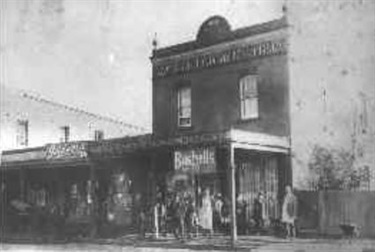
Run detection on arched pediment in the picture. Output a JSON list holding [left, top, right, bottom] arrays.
[[197, 16, 232, 46]]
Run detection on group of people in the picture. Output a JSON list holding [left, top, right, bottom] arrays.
[[247, 185, 298, 238], [137, 187, 230, 240], [1, 177, 298, 240], [144, 185, 298, 240]]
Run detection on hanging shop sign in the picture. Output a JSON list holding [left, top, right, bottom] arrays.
[[45, 142, 88, 160], [153, 38, 287, 78], [174, 147, 216, 174]]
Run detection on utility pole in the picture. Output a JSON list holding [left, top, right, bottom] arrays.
[[229, 144, 237, 246]]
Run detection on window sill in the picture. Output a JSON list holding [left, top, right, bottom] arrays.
[[177, 125, 194, 131], [237, 117, 259, 124]]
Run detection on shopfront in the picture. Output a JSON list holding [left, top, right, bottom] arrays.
[[172, 146, 220, 197], [157, 129, 291, 236], [0, 143, 96, 238], [0, 139, 152, 239], [235, 151, 284, 230], [1, 129, 291, 239]]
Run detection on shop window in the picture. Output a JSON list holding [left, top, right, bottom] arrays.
[[177, 85, 191, 127], [16, 119, 29, 147], [94, 130, 104, 141], [237, 156, 279, 221], [27, 184, 49, 208], [239, 75, 258, 120], [60, 125, 70, 143]]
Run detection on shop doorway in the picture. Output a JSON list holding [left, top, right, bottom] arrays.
[[166, 172, 222, 204]]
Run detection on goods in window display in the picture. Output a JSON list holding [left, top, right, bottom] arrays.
[[106, 171, 133, 226], [36, 187, 48, 207], [166, 172, 193, 194], [66, 182, 96, 223], [27, 184, 49, 208], [10, 199, 31, 212], [64, 181, 97, 239]]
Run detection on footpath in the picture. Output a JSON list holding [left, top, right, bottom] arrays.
[[1, 233, 375, 252], [110, 234, 375, 252]]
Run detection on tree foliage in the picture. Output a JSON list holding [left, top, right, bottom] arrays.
[[308, 145, 361, 190]]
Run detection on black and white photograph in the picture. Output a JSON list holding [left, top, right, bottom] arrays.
[[0, 0, 374, 251]]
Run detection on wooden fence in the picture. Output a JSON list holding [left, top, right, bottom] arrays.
[[297, 191, 375, 238]]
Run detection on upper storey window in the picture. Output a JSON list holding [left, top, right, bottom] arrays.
[[177, 85, 191, 127], [239, 75, 259, 120]]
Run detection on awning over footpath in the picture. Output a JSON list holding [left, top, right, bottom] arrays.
[[0, 130, 290, 169], [89, 132, 230, 159], [0, 141, 91, 169], [230, 129, 290, 154]]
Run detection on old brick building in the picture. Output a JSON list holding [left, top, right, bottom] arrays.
[[150, 16, 291, 228]]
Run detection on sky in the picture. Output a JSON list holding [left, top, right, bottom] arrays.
[[0, 0, 284, 129]]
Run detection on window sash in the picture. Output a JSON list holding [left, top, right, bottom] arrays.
[[177, 86, 191, 127], [240, 75, 258, 119], [241, 97, 259, 119], [179, 118, 191, 127]]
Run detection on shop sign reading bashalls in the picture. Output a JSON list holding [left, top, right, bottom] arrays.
[[174, 147, 216, 173]]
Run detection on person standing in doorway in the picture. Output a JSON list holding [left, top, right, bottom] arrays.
[[282, 185, 298, 239], [199, 188, 213, 237], [175, 193, 188, 241], [213, 193, 223, 233], [134, 193, 146, 238], [253, 192, 267, 233]]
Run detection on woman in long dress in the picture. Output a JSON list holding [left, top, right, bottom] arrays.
[[282, 185, 297, 238], [199, 188, 213, 236]]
